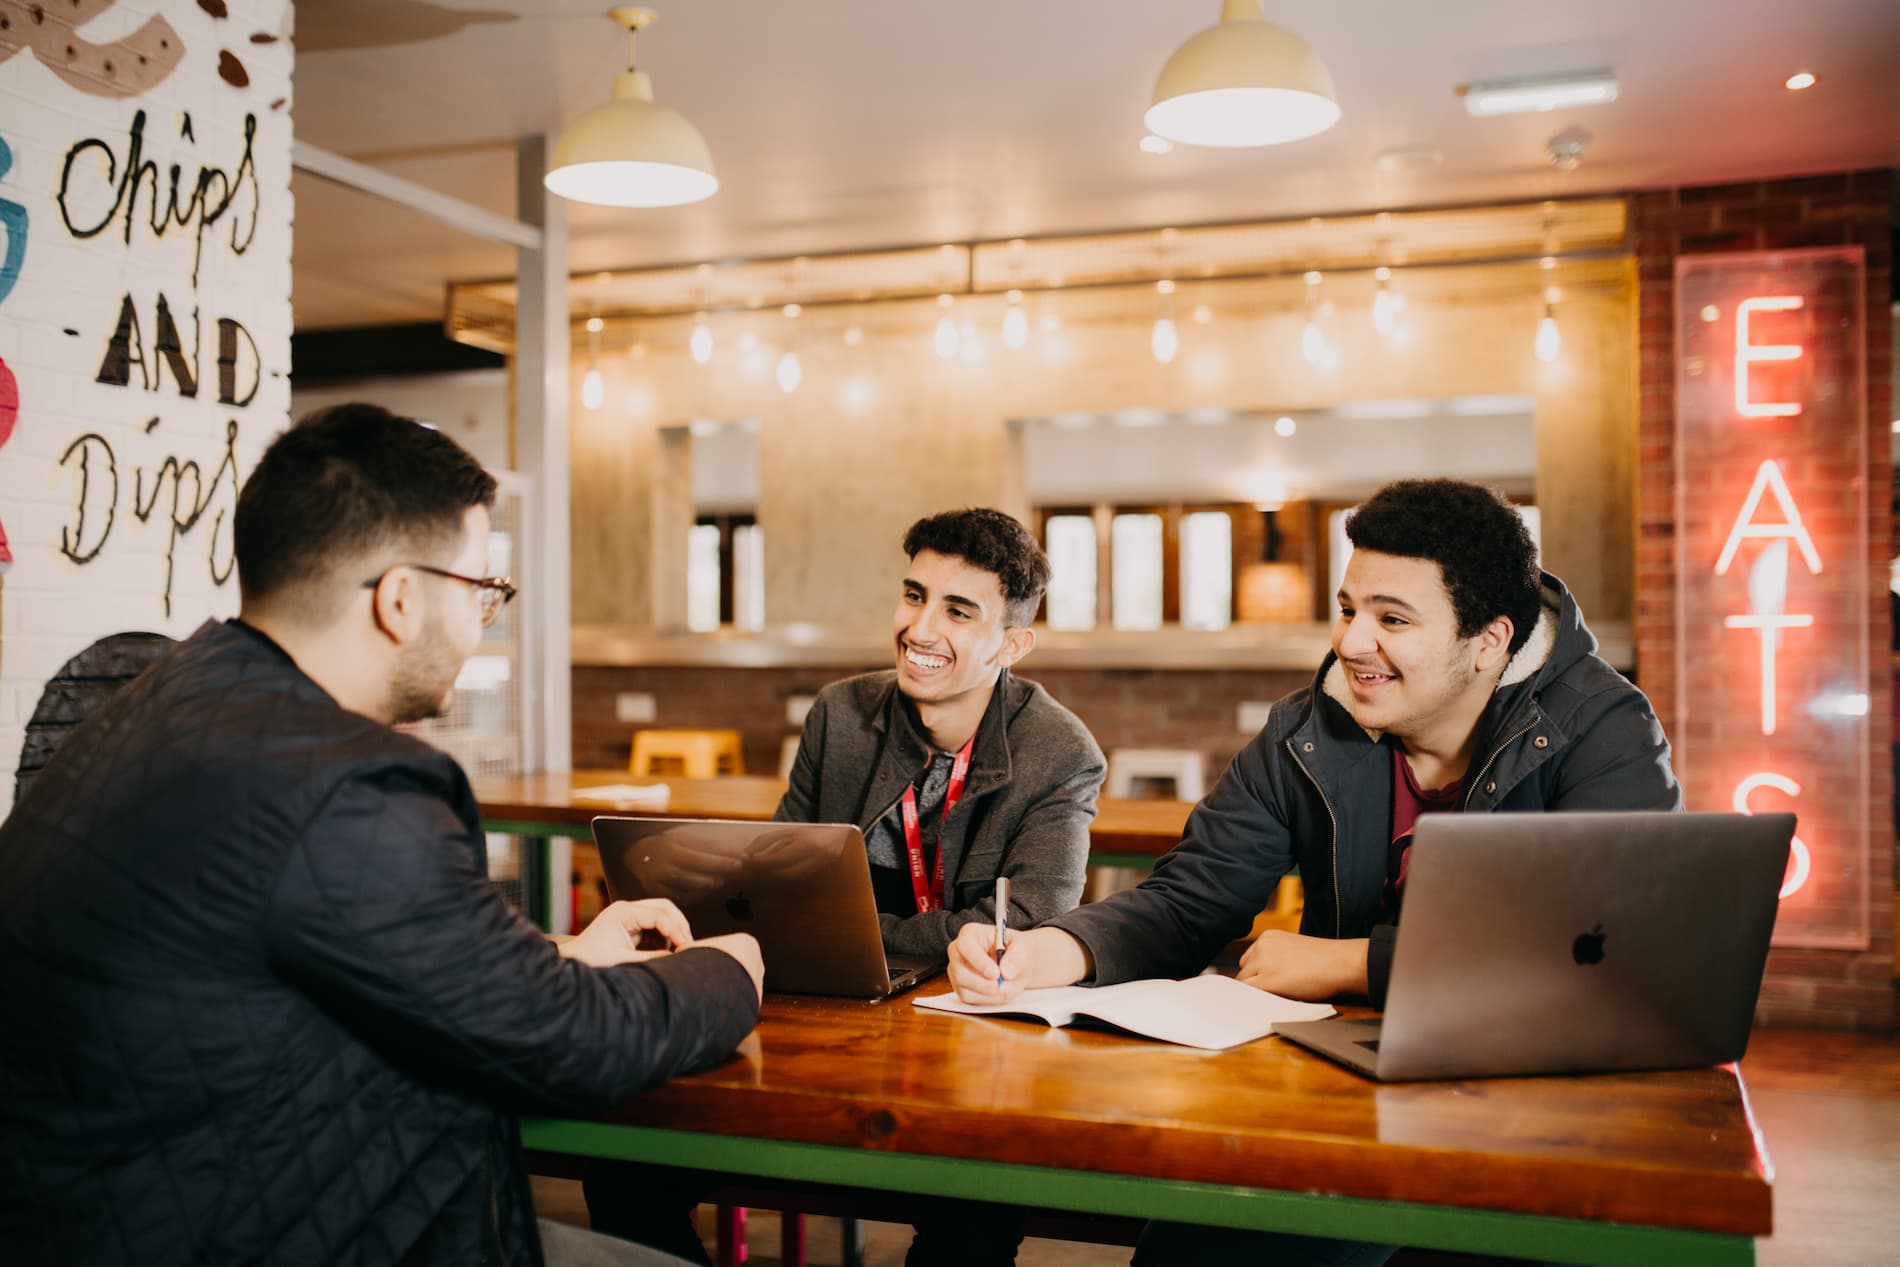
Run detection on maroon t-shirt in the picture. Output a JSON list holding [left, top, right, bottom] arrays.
[[1383, 744, 1462, 920]]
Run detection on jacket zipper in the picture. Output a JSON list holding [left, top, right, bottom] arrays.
[[1286, 740, 1342, 936], [1460, 715, 1540, 811]]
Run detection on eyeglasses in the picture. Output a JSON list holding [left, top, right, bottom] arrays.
[[362, 564, 518, 627]]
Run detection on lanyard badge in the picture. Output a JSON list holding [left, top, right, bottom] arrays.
[[900, 735, 975, 914]]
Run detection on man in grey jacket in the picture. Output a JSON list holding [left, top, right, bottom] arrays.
[[776, 507, 1107, 959], [589, 507, 1105, 1265], [946, 479, 1680, 1267]]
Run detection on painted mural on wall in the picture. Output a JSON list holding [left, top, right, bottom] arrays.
[[0, 0, 293, 791]]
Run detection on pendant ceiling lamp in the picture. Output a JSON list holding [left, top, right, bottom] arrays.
[[545, 7, 718, 208], [1145, 0, 1340, 148]]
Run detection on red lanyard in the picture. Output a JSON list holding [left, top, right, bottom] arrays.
[[900, 735, 975, 914]]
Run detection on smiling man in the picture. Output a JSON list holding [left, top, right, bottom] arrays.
[[587, 507, 1104, 1267], [941, 479, 1682, 1265], [774, 506, 1106, 961]]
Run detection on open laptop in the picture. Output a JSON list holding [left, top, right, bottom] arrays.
[[592, 816, 944, 998], [1274, 811, 1793, 1081]]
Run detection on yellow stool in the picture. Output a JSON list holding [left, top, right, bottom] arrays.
[[628, 729, 746, 778], [1249, 875, 1305, 936]]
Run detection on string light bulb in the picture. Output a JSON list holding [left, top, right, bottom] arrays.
[[1152, 315, 1179, 364], [1001, 290, 1030, 350], [959, 319, 985, 366], [1535, 302, 1561, 363], [689, 312, 713, 364], [582, 315, 605, 410], [933, 293, 960, 359], [777, 302, 802, 392], [1299, 270, 1336, 368], [1371, 266, 1405, 335], [738, 330, 767, 377], [1151, 278, 1179, 364], [775, 350, 802, 393]]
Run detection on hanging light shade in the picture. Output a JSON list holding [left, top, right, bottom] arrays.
[[545, 8, 718, 208], [1145, 0, 1340, 148]]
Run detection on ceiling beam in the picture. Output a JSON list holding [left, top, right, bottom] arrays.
[[292, 140, 544, 251]]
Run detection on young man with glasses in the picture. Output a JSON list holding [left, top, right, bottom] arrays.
[[0, 403, 763, 1267]]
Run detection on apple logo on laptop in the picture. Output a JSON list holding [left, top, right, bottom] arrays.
[[1572, 923, 1606, 965], [725, 892, 754, 922]]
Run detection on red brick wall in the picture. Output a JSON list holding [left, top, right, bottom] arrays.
[[1633, 169, 1896, 1031], [573, 663, 1311, 790]]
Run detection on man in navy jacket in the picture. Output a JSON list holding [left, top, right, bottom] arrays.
[[0, 404, 764, 1267], [947, 478, 1680, 1267]]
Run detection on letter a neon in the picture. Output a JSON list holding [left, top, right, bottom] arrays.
[[1714, 459, 1822, 576]]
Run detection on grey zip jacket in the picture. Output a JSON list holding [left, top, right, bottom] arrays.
[[1046, 573, 1681, 1007], [776, 668, 1106, 958]]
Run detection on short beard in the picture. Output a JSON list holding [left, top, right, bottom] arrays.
[[386, 617, 463, 725]]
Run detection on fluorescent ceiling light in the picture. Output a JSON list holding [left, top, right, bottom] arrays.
[[1463, 69, 1618, 117]]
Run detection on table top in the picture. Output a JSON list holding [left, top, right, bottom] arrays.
[[588, 991, 1772, 1237], [473, 771, 1194, 857]]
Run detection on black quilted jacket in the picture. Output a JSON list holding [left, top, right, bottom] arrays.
[[0, 620, 760, 1266]]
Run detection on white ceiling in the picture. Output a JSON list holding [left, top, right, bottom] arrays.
[[289, 0, 1900, 330]]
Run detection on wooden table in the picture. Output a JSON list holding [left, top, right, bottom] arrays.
[[523, 993, 1772, 1266], [476, 771, 1193, 926]]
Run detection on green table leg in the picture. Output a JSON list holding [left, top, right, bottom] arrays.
[[483, 819, 592, 930]]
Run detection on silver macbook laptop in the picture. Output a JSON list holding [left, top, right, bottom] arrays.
[[592, 816, 944, 999], [1275, 811, 1793, 1081]]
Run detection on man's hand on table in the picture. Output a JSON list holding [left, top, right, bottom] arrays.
[[946, 924, 1091, 1006], [554, 898, 693, 967], [1237, 931, 1368, 1000], [553, 899, 765, 1001]]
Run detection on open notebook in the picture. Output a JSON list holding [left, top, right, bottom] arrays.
[[913, 975, 1335, 1051]]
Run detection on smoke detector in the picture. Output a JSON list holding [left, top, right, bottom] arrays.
[[1545, 126, 1592, 172]]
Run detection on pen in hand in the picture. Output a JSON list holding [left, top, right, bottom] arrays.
[[993, 876, 1009, 987]]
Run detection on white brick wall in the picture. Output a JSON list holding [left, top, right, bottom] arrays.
[[0, 1, 295, 811]]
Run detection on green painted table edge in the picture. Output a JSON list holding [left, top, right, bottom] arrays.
[[519, 1118, 1753, 1267], [486, 818, 595, 841]]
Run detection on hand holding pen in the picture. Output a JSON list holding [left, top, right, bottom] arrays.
[[993, 876, 1009, 986]]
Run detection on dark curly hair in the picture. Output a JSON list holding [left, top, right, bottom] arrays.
[[1344, 479, 1542, 656], [902, 508, 1051, 627]]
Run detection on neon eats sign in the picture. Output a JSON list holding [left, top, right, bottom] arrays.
[[1717, 296, 1816, 899]]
